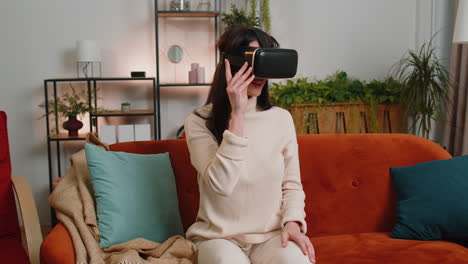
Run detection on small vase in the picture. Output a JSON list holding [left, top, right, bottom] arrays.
[[63, 115, 83, 137], [121, 104, 131, 112], [170, 0, 190, 11], [197, 0, 211, 11]]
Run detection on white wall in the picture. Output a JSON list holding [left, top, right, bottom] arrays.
[[0, 0, 212, 225], [0, 0, 455, 225], [271, 0, 455, 80], [270, 0, 456, 141]]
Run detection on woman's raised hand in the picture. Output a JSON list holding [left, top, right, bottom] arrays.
[[225, 59, 255, 115]]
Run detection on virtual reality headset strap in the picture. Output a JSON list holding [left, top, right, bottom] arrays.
[[251, 28, 269, 48], [221, 27, 268, 65]]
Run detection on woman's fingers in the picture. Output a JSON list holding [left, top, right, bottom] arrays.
[[283, 232, 316, 263], [228, 72, 252, 96], [298, 238, 308, 256], [240, 74, 255, 90], [230, 61, 249, 85], [231, 66, 253, 89], [306, 240, 316, 263], [225, 59, 232, 83], [281, 231, 289, 247]]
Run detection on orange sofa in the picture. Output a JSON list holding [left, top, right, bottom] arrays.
[[40, 134, 468, 264]]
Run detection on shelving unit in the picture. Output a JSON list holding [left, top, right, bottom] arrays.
[[43, 77, 159, 224], [157, 11, 219, 17], [91, 109, 155, 117], [48, 133, 92, 141], [159, 83, 211, 87], [154, 0, 221, 90], [88, 77, 160, 137], [44, 0, 222, 225]]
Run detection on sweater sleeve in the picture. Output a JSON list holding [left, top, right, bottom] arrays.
[[280, 112, 307, 234], [184, 114, 248, 196]]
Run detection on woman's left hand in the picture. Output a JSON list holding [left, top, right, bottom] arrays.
[[281, 221, 316, 263]]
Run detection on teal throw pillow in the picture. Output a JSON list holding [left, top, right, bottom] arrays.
[[390, 155, 468, 241], [84, 143, 184, 248]]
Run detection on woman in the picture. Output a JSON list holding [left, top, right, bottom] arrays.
[[183, 25, 315, 264]]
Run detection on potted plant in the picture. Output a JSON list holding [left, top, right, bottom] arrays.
[[392, 40, 452, 139], [222, 4, 259, 29], [121, 102, 131, 112], [39, 86, 90, 136], [269, 71, 406, 134], [221, 0, 271, 32]]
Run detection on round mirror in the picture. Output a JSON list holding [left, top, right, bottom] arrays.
[[168, 45, 184, 64]]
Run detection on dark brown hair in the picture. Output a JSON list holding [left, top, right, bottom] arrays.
[[192, 25, 279, 144]]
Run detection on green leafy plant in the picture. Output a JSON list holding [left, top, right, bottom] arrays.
[[222, 0, 271, 32], [269, 71, 402, 109], [391, 40, 452, 138], [39, 85, 90, 118], [245, 0, 271, 32], [222, 4, 260, 28], [365, 77, 402, 104], [247, 0, 257, 23], [261, 0, 271, 32]]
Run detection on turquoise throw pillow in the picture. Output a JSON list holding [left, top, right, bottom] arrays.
[[390, 155, 468, 241], [84, 143, 184, 248]]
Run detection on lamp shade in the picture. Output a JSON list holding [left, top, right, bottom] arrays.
[[76, 40, 100, 62], [453, 0, 468, 43]]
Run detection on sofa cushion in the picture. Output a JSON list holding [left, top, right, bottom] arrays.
[[40, 223, 74, 264], [109, 140, 200, 232], [43, 226, 468, 264], [85, 143, 185, 248], [311, 232, 468, 264], [298, 134, 451, 237], [0, 235, 30, 264], [390, 155, 468, 241], [109, 134, 452, 237]]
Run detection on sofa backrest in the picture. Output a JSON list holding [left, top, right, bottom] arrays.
[[296, 133, 450, 236], [0, 111, 21, 239], [110, 133, 451, 237]]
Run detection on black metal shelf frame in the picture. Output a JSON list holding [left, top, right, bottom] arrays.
[[90, 112, 156, 117], [156, 10, 219, 13], [44, 77, 160, 225], [159, 83, 211, 87], [154, 0, 221, 94]]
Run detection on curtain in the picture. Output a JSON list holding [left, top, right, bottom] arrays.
[[442, 44, 468, 156]]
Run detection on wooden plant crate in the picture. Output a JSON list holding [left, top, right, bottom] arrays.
[[289, 103, 407, 135]]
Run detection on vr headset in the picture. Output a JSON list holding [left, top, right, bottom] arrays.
[[223, 28, 298, 79]]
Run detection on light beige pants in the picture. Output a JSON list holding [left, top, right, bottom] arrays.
[[195, 232, 311, 264]]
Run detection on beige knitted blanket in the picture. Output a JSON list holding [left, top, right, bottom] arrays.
[[49, 133, 198, 264]]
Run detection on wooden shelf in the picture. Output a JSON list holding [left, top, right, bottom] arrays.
[[157, 11, 219, 17], [91, 109, 155, 117], [160, 83, 211, 87], [48, 132, 94, 141], [45, 77, 156, 82]]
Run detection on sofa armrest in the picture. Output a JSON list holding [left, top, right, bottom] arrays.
[[11, 175, 42, 264], [40, 223, 75, 264]]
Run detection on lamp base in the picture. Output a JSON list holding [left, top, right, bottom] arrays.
[[77, 61, 102, 78]]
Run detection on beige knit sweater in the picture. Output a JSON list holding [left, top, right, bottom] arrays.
[[184, 95, 307, 248]]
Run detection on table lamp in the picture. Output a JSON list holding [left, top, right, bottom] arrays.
[[454, 0, 468, 43], [76, 40, 102, 78]]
